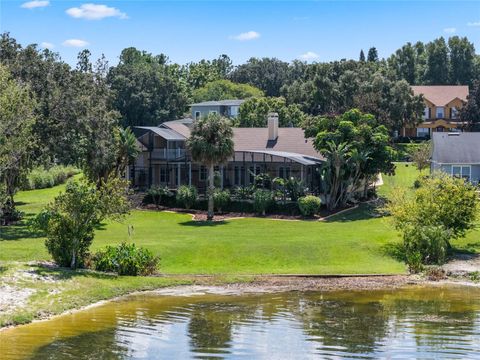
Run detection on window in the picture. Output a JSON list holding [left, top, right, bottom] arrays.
[[436, 107, 445, 118], [195, 111, 201, 120], [452, 165, 471, 181], [230, 106, 239, 117], [249, 166, 260, 184], [423, 107, 429, 119], [278, 166, 291, 179], [199, 166, 207, 181], [416, 128, 429, 138], [451, 107, 458, 119], [234, 166, 244, 185], [160, 167, 168, 183], [209, 110, 218, 115]]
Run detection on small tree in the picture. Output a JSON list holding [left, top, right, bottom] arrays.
[[386, 174, 478, 267], [410, 141, 431, 173], [187, 114, 234, 220], [34, 177, 130, 269]]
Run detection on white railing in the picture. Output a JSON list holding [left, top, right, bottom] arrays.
[[151, 148, 186, 160]]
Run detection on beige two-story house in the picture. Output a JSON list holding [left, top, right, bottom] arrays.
[[403, 85, 469, 138]]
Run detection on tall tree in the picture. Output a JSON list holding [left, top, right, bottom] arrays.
[[390, 43, 416, 84], [192, 79, 263, 102], [460, 80, 480, 131], [367, 47, 379, 62], [187, 114, 234, 220], [0, 65, 36, 223], [359, 50, 366, 62], [230, 57, 290, 97], [448, 36, 475, 85], [424, 37, 449, 84], [107, 47, 189, 127]]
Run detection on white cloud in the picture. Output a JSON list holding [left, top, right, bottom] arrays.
[[299, 51, 319, 61], [467, 21, 480, 27], [231, 31, 260, 41], [40, 42, 54, 49], [66, 3, 127, 20], [21, 0, 49, 9], [62, 39, 89, 48], [444, 27, 456, 34]]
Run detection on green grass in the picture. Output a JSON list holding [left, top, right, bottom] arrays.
[[1, 185, 405, 275], [378, 162, 421, 199]]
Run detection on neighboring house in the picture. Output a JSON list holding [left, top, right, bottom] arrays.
[[431, 132, 480, 184], [190, 100, 245, 120], [129, 113, 325, 192], [403, 85, 468, 138]]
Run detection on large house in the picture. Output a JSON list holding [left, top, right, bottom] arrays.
[[403, 85, 469, 138], [431, 132, 480, 184], [129, 112, 325, 192]]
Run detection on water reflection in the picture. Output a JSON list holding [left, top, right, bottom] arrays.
[[2, 285, 480, 359]]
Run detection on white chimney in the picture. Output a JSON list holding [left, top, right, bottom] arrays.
[[268, 112, 279, 141]]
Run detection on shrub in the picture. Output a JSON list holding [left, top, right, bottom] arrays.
[[213, 190, 231, 212], [285, 177, 306, 201], [93, 242, 160, 276], [232, 185, 254, 200], [298, 195, 321, 217], [253, 189, 273, 215], [145, 186, 173, 207], [24, 165, 79, 190], [176, 185, 197, 209], [33, 179, 130, 269], [403, 225, 450, 266]]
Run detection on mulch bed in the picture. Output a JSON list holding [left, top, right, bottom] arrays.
[[139, 203, 357, 221]]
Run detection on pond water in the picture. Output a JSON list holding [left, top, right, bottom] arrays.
[[2, 285, 480, 359]]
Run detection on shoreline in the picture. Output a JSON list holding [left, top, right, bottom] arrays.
[[3, 273, 479, 333]]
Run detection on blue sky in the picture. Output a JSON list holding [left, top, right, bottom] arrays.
[[1, 1, 480, 66]]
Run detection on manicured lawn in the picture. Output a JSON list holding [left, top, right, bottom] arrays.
[[378, 162, 420, 199], [1, 177, 406, 275]]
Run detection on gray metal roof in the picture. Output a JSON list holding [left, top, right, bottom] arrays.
[[135, 126, 186, 141], [190, 99, 245, 107], [432, 132, 480, 164], [244, 150, 324, 166]]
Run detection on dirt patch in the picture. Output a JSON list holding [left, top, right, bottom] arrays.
[[151, 275, 417, 296], [0, 285, 35, 313], [442, 253, 480, 276]]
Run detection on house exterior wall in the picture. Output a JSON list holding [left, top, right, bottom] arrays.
[[191, 105, 222, 120], [431, 163, 480, 183]]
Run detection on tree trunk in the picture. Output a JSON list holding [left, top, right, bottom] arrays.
[[70, 246, 77, 269], [207, 164, 215, 221]]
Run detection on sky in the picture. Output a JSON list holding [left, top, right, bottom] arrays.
[[1, 0, 480, 67]]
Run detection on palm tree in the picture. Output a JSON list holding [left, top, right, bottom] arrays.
[[187, 114, 234, 220], [115, 127, 140, 176]]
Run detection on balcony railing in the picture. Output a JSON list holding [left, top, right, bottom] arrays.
[[150, 148, 186, 160]]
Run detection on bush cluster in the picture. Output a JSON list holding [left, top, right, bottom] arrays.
[[176, 185, 197, 209], [145, 186, 173, 207], [24, 166, 79, 190], [298, 195, 321, 217], [93, 242, 160, 276], [253, 189, 274, 215], [213, 190, 231, 212]]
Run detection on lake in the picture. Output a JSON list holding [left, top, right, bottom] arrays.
[[2, 285, 480, 359]]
